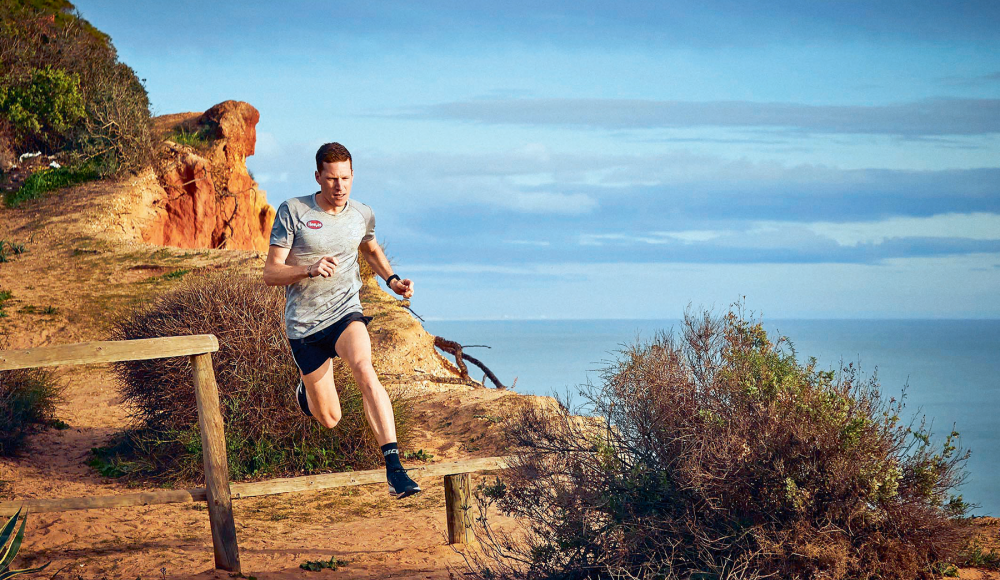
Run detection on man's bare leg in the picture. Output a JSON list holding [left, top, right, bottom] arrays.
[[335, 321, 396, 445], [301, 359, 343, 429], [335, 320, 420, 498]]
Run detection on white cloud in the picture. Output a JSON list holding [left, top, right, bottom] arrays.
[[577, 213, 1000, 251], [254, 131, 282, 157], [505, 239, 551, 246], [580, 230, 733, 246], [801, 212, 1000, 246], [653, 230, 730, 244], [406, 264, 536, 275], [508, 192, 597, 214], [254, 172, 289, 185]]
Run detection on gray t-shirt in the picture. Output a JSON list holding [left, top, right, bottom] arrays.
[[269, 193, 376, 339]]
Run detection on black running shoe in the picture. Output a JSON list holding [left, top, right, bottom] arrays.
[[295, 379, 312, 417], [387, 468, 421, 499]]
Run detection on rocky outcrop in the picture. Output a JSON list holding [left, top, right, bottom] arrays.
[[143, 101, 275, 252]]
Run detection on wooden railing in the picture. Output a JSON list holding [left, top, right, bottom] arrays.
[[0, 336, 507, 574]]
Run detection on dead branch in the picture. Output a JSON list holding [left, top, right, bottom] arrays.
[[434, 336, 507, 389]]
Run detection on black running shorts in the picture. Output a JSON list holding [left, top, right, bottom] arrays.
[[288, 312, 372, 375]]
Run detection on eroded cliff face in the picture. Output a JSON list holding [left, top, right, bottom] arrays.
[[143, 101, 275, 252]]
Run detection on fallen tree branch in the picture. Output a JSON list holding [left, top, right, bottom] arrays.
[[434, 336, 507, 389]]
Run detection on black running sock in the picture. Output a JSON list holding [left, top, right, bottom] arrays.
[[381, 442, 404, 471]]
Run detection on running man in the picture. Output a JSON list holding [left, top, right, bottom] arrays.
[[263, 142, 421, 498]]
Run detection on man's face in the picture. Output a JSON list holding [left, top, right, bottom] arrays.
[[315, 160, 353, 206]]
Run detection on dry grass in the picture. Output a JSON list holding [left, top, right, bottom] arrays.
[[0, 336, 61, 456]]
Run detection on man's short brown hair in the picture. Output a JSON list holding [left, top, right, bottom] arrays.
[[315, 142, 352, 171]]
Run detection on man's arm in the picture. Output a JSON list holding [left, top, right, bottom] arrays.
[[263, 245, 339, 286], [359, 239, 414, 298]]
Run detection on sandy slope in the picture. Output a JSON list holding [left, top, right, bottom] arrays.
[[0, 176, 530, 579]]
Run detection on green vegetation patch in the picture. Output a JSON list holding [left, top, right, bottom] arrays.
[[0, 289, 13, 318], [0, 65, 86, 151], [3, 161, 100, 208], [160, 268, 191, 281], [167, 124, 215, 149], [300, 556, 348, 572]]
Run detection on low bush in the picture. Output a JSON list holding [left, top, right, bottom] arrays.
[[98, 269, 410, 483], [0, 338, 61, 456], [467, 308, 971, 580]]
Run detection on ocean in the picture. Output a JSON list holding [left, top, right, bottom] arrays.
[[422, 319, 1000, 516]]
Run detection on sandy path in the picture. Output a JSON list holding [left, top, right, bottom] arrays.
[[3, 363, 514, 579]]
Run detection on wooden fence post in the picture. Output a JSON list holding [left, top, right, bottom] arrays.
[[444, 473, 473, 544], [191, 352, 241, 573]]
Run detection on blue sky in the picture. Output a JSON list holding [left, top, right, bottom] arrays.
[[74, 1, 1000, 319]]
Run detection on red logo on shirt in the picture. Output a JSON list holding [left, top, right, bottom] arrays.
[[306, 220, 323, 230]]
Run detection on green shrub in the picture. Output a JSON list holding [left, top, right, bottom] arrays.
[[0, 338, 61, 456], [0, 1, 154, 176], [0, 65, 86, 152], [3, 160, 99, 207], [467, 308, 971, 580], [99, 269, 410, 483]]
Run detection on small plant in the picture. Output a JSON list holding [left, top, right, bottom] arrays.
[[473, 414, 503, 424], [0, 290, 12, 318], [159, 269, 190, 281], [49, 419, 70, 430], [300, 556, 347, 572], [167, 125, 213, 149], [0, 240, 26, 263], [1, 508, 50, 577], [40, 306, 58, 316], [403, 449, 434, 462]]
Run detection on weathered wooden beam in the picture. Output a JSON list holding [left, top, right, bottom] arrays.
[[0, 335, 219, 370], [0, 457, 509, 516], [445, 473, 473, 544], [229, 457, 508, 499], [0, 489, 206, 516], [191, 352, 240, 574]]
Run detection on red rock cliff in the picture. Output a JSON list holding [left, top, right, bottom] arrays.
[[144, 101, 275, 252]]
